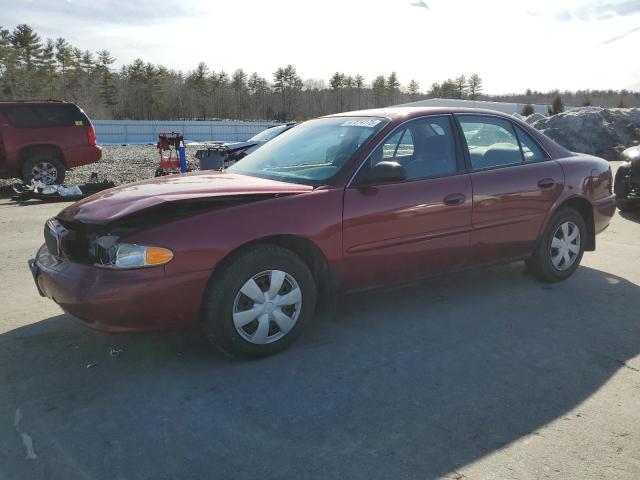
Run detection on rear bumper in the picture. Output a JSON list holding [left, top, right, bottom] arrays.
[[30, 244, 208, 332], [66, 145, 102, 168], [593, 194, 616, 234]]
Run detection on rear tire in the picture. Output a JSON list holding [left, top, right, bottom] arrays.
[[21, 155, 66, 185], [526, 208, 586, 283], [201, 245, 317, 357], [614, 163, 630, 199]]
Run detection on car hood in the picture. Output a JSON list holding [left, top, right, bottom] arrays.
[[58, 171, 314, 224]]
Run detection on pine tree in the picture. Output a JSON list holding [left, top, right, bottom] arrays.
[[454, 75, 467, 98], [468, 74, 483, 100], [10, 24, 42, 69], [521, 104, 534, 116], [95, 50, 116, 113], [54, 37, 72, 99], [231, 68, 248, 118], [548, 94, 564, 115], [371, 75, 386, 107], [39, 39, 57, 97], [354, 74, 365, 108], [386, 72, 400, 105], [407, 79, 420, 99]]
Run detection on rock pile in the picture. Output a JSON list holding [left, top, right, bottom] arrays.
[[531, 107, 640, 160]]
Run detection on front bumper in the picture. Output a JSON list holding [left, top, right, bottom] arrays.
[[29, 244, 208, 332]]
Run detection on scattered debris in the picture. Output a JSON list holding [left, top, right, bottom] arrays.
[[10, 174, 115, 202], [14, 408, 37, 460], [109, 347, 124, 358]]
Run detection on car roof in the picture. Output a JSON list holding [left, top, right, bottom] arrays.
[[0, 100, 73, 107], [326, 106, 518, 122]]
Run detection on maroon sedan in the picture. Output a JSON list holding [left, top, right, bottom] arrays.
[[30, 108, 616, 356]]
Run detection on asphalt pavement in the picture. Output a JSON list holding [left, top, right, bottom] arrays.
[[1, 165, 638, 479]]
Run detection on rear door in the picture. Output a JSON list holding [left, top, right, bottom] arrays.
[[342, 115, 472, 290], [455, 114, 564, 265]]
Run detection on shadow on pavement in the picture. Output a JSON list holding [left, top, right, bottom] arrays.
[[619, 209, 640, 224], [1, 263, 639, 479]]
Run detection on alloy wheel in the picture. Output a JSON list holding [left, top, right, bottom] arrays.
[[31, 162, 59, 185], [550, 221, 581, 271], [232, 270, 302, 344]]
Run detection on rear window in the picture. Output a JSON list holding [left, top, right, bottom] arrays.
[[1, 104, 90, 128]]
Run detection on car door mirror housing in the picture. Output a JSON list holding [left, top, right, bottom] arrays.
[[359, 161, 406, 186]]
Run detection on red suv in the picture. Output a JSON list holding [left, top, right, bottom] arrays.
[[0, 101, 101, 184]]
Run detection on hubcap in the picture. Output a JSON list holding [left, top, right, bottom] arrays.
[[32, 162, 58, 185], [550, 221, 581, 271], [232, 270, 302, 344]]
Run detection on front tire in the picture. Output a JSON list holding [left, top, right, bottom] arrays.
[[201, 245, 317, 357], [526, 208, 586, 283]]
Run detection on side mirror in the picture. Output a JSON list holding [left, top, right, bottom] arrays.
[[360, 161, 406, 186]]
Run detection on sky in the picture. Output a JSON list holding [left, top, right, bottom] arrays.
[[2, 0, 640, 93]]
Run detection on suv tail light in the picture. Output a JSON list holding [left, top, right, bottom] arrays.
[[87, 124, 97, 146]]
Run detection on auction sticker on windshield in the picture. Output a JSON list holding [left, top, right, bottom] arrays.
[[341, 119, 382, 127]]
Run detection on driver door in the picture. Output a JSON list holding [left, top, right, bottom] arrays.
[[342, 115, 472, 291]]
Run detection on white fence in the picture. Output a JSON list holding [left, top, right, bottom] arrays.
[[93, 120, 278, 144]]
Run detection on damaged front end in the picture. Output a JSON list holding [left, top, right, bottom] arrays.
[[51, 193, 292, 268]]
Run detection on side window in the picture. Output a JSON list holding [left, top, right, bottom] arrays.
[[34, 106, 77, 126], [458, 116, 523, 170], [3, 105, 81, 128], [380, 129, 414, 160], [363, 115, 457, 183], [515, 126, 548, 162]]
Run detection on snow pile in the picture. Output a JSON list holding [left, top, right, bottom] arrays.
[[533, 107, 640, 160]]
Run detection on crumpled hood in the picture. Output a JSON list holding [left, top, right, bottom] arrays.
[[58, 171, 313, 224]]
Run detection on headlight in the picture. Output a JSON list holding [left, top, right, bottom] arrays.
[[92, 235, 173, 269]]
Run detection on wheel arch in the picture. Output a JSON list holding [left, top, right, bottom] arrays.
[[18, 144, 67, 171], [202, 234, 337, 319], [552, 196, 596, 251]]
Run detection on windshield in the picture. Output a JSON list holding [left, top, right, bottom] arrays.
[[228, 116, 388, 184], [248, 124, 289, 143]]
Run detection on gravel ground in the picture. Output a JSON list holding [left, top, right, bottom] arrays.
[[0, 145, 205, 195]]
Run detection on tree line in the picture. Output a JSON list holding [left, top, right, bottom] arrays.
[[1, 24, 638, 121]]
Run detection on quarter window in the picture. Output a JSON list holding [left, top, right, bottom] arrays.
[[362, 115, 457, 183], [515, 125, 548, 162]]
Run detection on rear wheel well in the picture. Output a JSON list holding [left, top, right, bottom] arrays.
[[558, 197, 595, 251], [18, 144, 66, 170], [204, 235, 336, 318]]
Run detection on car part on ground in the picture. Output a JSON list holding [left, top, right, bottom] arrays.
[[29, 107, 616, 357], [11, 174, 115, 202], [0, 101, 102, 185], [614, 145, 640, 211]]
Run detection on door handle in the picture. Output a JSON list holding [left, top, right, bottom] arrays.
[[537, 178, 555, 189], [443, 193, 466, 206]]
